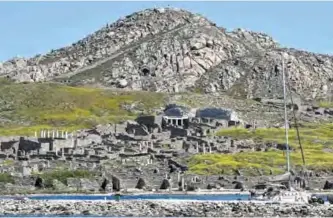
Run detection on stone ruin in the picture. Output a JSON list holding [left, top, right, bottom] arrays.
[[0, 104, 261, 190]]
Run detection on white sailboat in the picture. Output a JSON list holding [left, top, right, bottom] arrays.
[[251, 53, 312, 204]]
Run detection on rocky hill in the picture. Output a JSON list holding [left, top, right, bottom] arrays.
[[2, 8, 333, 196], [0, 7, 332, 101]]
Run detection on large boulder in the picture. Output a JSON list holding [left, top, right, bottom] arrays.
[[135, 178, 146, 189], [233, 181, 245, 190], [100, 178, 109, 191], [112, 176, 121, 191], [323, 180, 333, 190], [34, 177, 44, 189], [159, 179, 170, 190]]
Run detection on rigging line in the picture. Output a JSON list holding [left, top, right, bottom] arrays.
[[285, 78, 309, 190], [282, 58, 291, 175], [284, 68, 306, 167]]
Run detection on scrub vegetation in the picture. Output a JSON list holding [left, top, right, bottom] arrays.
[[0, 80, 165, 136], [188, 123, 333, 175]]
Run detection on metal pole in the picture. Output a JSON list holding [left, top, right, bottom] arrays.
[[282, 56, 291, 173], [285, 66, 306, 167]]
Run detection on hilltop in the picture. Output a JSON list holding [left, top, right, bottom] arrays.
[[0, 7, 332, 101]]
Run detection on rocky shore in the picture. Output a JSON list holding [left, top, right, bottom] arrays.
[[0, 200, 332, 217]]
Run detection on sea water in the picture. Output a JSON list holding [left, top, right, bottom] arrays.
[[27, 193, 250, 201]]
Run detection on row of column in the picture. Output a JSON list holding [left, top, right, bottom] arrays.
[[165, 118, 185, 126], [120, 157, 153, 165], [195, 143, 212, 153], [36, 130, 70, 139]]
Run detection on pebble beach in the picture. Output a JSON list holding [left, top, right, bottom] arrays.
[[0, 199, 332, 217]]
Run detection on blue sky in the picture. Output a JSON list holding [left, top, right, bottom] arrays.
[[0, 1, 332, 61]]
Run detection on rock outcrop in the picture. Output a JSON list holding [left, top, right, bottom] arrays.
[[0, 7, 332, 100]]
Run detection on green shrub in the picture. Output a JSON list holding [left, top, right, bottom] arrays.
[[0, 173, 14, 184], [318, 101, 333, 108]]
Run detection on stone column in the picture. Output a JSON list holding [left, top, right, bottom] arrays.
[[177, 172, 181, 183], [34, 131, 37, 138], [181, 177, 185, 191], [56, 130, 59, 138], [209, 145, 212, 153], [196, 142, 199, 153], [52, 130, 55, 139], [203, 145, 206, 154]]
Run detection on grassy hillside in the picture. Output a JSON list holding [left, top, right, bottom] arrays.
[[0, 79, 165, 136], [188, 124, 333, 175]]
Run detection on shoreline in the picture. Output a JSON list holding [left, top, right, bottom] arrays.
[[0, 199, 331, 217], [3, 190, 251, 197], [3, 189, 333, 197], [7, 199, 308, 205]]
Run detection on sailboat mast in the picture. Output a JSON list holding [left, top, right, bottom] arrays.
[[282, 56, 291, 173]]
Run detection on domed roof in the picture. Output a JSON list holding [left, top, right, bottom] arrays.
[[196, 107, 233, 120], [164, 104, 189, 117]]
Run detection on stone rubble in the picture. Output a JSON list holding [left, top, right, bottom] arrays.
[[0, 103, 333, 193], [0, 200, 332, 217]]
